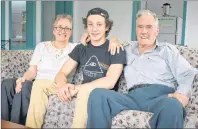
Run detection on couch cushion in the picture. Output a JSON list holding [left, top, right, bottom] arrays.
[[43, 95, 76, 128], [112, 110, 152, 128], [43, 95, 153, 128]]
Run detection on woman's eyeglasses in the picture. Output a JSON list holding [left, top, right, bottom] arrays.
[[54, 26, 72, 32]]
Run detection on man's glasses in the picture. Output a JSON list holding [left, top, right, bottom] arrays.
[[54, 26, 72, 32]]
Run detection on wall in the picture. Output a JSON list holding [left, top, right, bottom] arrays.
[[42, 1, 55, 41], [36, 1, 41, 44], [146, 0, 183, 17], [73, 1, 133, 43], [185, 1, 198, 49], [146, 0, 184, 45]]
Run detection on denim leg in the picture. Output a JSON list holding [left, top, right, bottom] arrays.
[[87, 85, 184, 128], [87, 88, 140, 128], [129, 85, 185, 128], [149, 97, 185, 128]]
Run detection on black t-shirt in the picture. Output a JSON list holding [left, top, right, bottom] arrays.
[[69, 39, 126, 91]]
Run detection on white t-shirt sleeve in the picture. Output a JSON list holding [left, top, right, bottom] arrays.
[[29, 42, 45, 65], [69, 42, 79, 50]]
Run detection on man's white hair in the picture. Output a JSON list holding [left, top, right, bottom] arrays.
[[136, 10, 159, 27]]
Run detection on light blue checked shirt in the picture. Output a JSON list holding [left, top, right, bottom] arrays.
[[124, 41, 197, 97]]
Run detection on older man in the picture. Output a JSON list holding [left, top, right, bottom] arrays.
[[86, 10, 197, 128]]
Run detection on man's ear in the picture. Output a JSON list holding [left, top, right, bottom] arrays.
[[156, 26, 159, 36]]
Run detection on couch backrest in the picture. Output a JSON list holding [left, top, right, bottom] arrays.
[[176, 46, 198, 68], [1, 46, 198, 82], [1, 50, 33, 81]]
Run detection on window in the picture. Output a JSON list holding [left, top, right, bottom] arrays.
[[11, 1, 26, 49]]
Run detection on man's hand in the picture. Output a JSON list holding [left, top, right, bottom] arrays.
[[56, 83, 80, 103], [168, 93, 189, 107], [108, 37, 124, 55], [15, 77, 25, 93]]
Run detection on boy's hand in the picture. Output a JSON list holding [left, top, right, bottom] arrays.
[[108, 36, 124, 55], [56, 83, 75, 102], [80, 32, 91, 46]]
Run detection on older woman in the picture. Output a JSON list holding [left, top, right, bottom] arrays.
[[1, 14, 122, 125], [1, 14, 77, 125]]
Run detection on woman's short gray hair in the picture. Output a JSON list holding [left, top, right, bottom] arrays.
[[53, 14, 73, 27], [136, 10, 159, 27]]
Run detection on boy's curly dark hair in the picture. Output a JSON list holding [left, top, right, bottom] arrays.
[[82, 8, 113, 37]]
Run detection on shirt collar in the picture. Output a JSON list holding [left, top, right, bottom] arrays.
[[135, 40, 159, 55], [148, 40, 159, 52]]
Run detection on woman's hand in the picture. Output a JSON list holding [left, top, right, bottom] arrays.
[[15, 77, 25, 93], [56, 83, 77, 102]]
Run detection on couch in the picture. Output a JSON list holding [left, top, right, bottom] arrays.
[[1, 45, 198, 128]]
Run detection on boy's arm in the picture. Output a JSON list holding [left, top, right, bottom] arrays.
[[55, 58, 79, 102], [55, 58, 78, 87], [76, 64, 123, 90]]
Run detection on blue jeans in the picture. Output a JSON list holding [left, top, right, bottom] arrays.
[[87, 84, 186, 128]]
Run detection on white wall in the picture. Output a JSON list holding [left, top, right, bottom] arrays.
[[5, 1, 10, 49], [185, 1, 198, 49], [0, 1, 1, 47], [146, 0, 184, 17], [73, 1, 133, 43], [42, 1, 55, 41], [36, 1, 41, 44]]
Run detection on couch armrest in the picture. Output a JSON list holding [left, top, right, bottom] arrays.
[[184, 74, 198, 128]]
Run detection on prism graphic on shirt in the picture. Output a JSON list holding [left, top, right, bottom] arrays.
[[83, 55, 103, 78]]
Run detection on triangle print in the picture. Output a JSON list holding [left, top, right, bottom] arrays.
[[84, 55, 103, 73]]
